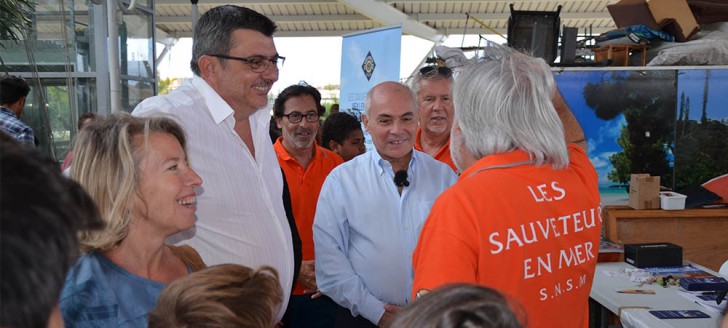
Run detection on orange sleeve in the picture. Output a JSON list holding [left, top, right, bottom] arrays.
[[412, 190, 479, 298], [567, 144, 600, 202]]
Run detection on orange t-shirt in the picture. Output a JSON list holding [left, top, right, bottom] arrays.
[[274, 138, 343, 295], [414, 128, 457, 172], [412, 145, 601, 328]]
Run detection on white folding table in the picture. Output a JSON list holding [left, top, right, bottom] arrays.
[[590, 262, 723, 328]]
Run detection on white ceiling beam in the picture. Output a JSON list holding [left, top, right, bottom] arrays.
[[162, 29, 368, 38], [339, 0, 445, 42], [440, 25, 614, 36], [156, 14, 370, 24], [161, 25, 617, 39], [417, 12, 611, 21], [155, 0, 337, 4], [381, 0, 608, 3]]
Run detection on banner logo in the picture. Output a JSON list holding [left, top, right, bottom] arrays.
[[361, 51, 376, 81]]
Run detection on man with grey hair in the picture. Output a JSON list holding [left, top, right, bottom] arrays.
[[314, 81, 457, 327], [412, 47, 600, 328], [411, 66, 457, 171], [132, 5, 294, 322]]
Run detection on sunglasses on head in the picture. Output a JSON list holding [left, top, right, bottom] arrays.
[[418, 66, 453, 78]]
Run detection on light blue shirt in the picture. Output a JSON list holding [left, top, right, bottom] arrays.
[[313, 149, 457, 324]]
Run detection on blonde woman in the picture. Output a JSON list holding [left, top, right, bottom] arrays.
[[60, 113, 205, 327]]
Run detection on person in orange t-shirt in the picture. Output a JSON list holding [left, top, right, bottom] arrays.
[[411, 65, 457, 172], [273, 83, 343, 327], [412, 47, 601, 328]]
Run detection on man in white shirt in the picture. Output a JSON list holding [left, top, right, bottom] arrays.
[[132, 5, 293, 322], [313, 82, 457, 327]]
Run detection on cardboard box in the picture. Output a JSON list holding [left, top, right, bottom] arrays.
[[629, 174, 661, 209], [607, 0, 699, 42], [592, 45, 647, 66], [624, 242, 683, 268]]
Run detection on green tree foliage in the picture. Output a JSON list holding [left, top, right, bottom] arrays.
[[158, 77, 177, 95], [675, 89, 728, 189], [583, 71, 676, 188], [0, 0, 33, 49]]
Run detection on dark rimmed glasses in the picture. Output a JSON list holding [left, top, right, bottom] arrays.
[[209, 54, 285, 73], [282, 112, 320, 124], [418, 65, 453, 78]]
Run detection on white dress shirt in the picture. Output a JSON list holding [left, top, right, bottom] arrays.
[[313, 149, 457, 324], [132, 76, 293, 320]]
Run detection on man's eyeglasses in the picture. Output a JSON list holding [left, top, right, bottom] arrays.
[[282, 112, 319, 124], [418, 65, 453, 78], [209, 54, 285, 73]]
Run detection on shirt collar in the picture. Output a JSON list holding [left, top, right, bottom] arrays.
[[414, 128, 423, 150], [191, 76, 233, 125], [460, 149, 533, 180], [0, 106, 18, 118], [414, 128, 451, 154], [371, 148, 418, 177], [274, 137, 322, 163]]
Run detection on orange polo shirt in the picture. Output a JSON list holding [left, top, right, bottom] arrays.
[[414, 128, 457, 171], [412, 145, 601, 328], [274, 138, 343, 295]]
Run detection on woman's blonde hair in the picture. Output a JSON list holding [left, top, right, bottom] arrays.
[[148, 264, 283, 328], [70, 112, 186, 252]]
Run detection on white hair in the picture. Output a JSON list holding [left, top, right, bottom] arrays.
[[453, 46, 568, 169]]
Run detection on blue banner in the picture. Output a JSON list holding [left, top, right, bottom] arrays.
[[340, 25, 402, 149]]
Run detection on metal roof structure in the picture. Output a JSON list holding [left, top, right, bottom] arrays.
[[155, 0, 620, 41]]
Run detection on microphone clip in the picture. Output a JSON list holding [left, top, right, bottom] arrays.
[[394, 170, 410, 187]]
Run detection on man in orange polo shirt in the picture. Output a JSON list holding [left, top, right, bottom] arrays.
[[273, 83, 343, 327], [412, 47, 601, 328], [411, 65, 457, 171]]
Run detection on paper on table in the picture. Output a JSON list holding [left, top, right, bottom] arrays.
[[603, 270, 630, 278], [677, 290, 727, 314], [620, 309, 673, 328]]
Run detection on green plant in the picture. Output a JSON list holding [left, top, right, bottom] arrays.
[[0, 0, 33, 49], [158, 77, 177, 95]]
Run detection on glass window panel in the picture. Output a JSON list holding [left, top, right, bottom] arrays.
[[121, 79, 154, 112], [120, 12, 154, 78], [2, 0, 95, 72], [22, 78, 97, 162]]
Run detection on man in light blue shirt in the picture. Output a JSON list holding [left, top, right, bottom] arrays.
[[313, 81, 457, 327]]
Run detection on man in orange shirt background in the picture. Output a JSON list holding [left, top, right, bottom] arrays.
[[412, 47, 601, 328], [411, 65, 457, 172], [273, 83, 343, 327]]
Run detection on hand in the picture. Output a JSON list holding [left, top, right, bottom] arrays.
[[297, 260, 318, 292], [377, 304, 402, 327]]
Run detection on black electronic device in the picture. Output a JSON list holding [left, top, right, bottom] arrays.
[[624, 242, 683, 268], [507, 4, 562, 64]]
